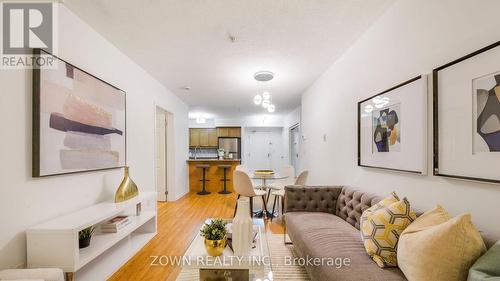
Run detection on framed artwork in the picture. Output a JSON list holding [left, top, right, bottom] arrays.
[[433, 41, 500, 183], [33, 49, 126, 177], [358, 75, 427, 174]]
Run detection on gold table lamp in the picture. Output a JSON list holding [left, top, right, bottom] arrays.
[[115, 166, 139, 203]]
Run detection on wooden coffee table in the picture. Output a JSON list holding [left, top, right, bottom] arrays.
[[182, 218, 272, 281]]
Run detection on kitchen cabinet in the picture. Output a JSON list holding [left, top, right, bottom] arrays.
[[199, 129, 209, 146], [217, 127, 241, 138], [189, 128, 200, 147], [228, 127, 241, 137], [217, 127, 229, 137], [208, 129, 218, 147], [190, 128, 218, 147]]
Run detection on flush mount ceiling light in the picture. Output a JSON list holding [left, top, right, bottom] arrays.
[[254, 71, 274, 82]]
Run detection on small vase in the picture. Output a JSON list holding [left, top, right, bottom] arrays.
[[115, 166, 139, 203], [204, 237, 227, 256], [232, 197, 253, 256], [79, 236, 92, 249]]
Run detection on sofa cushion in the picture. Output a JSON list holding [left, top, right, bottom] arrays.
[[336, 187, 382, 229], [360, 194, 416, 267], [398, 206, 486, 281], [285, 212, 406, 281], [468, 241, 500, 281]]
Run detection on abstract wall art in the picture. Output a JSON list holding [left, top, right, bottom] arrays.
[[358, 76, 427, 174], [33, 49, 126, 177], [473, 72, 500, 153], [373, 104, 401, 153], [434, 40, 500, 183]]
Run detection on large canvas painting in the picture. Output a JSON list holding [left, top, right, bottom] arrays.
[[473, 72, 500, 153], [33, 50, 126, 177], [358, 75, 427, 174], [433, 40, 500, 183], [373, 104, 401, 153]]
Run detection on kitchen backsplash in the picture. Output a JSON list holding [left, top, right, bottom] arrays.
[[189, 148, 218, 159]]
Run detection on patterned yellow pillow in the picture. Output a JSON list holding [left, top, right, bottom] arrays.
[[360, 193, 416, 267]]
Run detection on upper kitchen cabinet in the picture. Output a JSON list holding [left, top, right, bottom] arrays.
[[189, 128, 200, 147], [217, 127, 229, 137], [208, 128, 218, 146], [217, 127, 241, 138], [189, 128, 218, 147], [199, 129, 209, 146]]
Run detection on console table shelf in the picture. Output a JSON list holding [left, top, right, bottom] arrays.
[[27, 192, 157, 281]]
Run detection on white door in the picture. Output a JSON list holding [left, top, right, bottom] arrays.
[[290, 125, 300, 175], [155, 109, 167, 201], [245, 128, 283, 172]]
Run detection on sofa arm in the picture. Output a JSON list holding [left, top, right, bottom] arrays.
[[284, 185, 343, 214], [0, 268, 64, 281]]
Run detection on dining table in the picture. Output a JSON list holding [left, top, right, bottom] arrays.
[[250, 173, 289, 218]]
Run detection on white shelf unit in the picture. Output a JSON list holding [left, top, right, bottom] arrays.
[[27, 192, 157, 280]]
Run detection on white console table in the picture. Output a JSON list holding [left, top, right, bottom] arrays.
[[27, 192, 157, 281]]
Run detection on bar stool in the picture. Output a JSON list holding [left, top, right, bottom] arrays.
[[196, 164, 211, 195], [218, 165, 232, 194]]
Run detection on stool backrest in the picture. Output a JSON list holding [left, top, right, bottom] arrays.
[[295, 170, 309, 185], [233, 170, 256, 197]]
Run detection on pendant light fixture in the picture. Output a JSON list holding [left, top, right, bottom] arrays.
[[253, 71, 276, 113]]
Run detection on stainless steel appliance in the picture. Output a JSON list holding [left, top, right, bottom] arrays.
[[218, 137, 241, 159]]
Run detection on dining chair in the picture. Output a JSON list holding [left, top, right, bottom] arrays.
[[233, 170, 268, 218], [270, 165, 295, 190], [270, 170, 309, 221], [235, 164, 249, 173], [235, 164, 261, 189]]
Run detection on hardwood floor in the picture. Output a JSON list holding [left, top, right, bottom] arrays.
[[108, 191, 284, 281]]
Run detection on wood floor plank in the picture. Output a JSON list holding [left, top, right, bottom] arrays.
[[108, 192, 284, 281]]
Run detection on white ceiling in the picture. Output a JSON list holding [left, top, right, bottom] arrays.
[[64, 0, 395, 118]]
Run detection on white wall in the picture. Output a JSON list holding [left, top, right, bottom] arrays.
[[0, 4, 189, 269], [188, 118, 216, 128], [301, 0, 500, 235]]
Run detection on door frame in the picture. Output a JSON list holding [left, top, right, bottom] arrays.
[[289, 123, 300, 175], [154, 105, 175, 201]]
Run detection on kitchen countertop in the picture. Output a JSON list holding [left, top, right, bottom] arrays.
[[186, 159, 241, 162]]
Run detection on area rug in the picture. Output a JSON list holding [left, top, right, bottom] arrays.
[[176, 234, 310, 280]]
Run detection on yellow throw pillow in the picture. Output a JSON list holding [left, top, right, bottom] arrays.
[[397, 206, 486, 281], [360, 192, 416, 267]]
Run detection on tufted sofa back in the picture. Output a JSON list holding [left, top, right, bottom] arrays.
[[284, 185, 382, 230], [335, 186, 382, 230], [284, 185, 342, 214]]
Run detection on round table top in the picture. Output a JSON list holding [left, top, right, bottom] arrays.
[[250, 173, 289, 180]]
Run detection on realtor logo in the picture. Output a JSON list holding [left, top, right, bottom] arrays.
[[1, 1, 57, 68], [2, 2, 53, 54]]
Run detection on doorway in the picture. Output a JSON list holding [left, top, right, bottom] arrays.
[[290, 124, 300, 175], [244, 127, 284, 171], [155, 106, 174, 201]]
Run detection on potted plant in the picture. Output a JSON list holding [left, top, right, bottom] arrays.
[[79, 226, 95, 249], [217, 148, 225, 160], [200, 219, 227, 256]]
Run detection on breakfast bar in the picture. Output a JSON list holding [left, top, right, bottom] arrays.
[[187, 159, 241, 193]]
